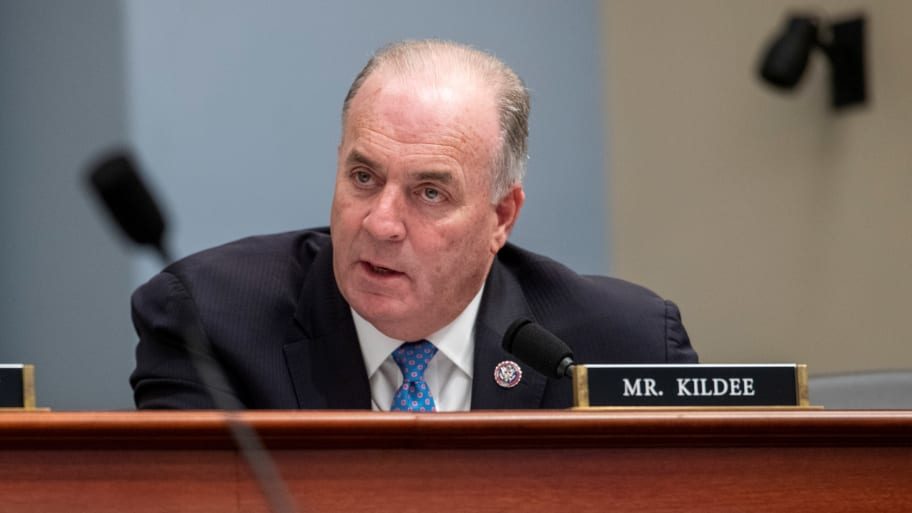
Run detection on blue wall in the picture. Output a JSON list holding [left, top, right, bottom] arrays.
[[1, 0, 609, 410]]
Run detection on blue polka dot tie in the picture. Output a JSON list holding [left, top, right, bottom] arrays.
[[390, 340, 438, 412]]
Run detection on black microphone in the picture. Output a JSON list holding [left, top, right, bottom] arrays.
[[502, 319, 575, 379], [87, 151, 172, 263], [85, 148, 298, 513]]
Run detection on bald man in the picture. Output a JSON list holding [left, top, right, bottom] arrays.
[[130, 40, 697, 411]]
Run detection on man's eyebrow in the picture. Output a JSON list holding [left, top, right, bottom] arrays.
[[346, 150, 379, 169], [413, 171, 453, 183]]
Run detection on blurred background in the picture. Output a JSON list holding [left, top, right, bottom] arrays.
[[1, 0, 909, 410]]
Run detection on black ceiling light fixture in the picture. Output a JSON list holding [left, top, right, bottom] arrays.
[[758, 12, 867, 110]]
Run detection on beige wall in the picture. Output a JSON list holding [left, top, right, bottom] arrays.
[[602, 1, 912, 374]]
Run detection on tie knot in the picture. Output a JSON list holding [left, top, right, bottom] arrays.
[[392, 340, 437, 381]]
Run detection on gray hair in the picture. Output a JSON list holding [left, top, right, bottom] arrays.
[[342, 39, 529, 201]]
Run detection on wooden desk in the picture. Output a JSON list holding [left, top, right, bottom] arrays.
[[1, 410, 910, 512]]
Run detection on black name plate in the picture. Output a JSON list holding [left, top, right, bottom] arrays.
[[0, 364, 35, 409], [573, 364, 808, 408]]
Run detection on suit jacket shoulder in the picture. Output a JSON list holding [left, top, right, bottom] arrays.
[[130, 229, 339, 409], [490, 242, 696, 365]]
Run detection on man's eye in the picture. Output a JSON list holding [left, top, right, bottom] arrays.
[[353, 171, 373, 185], [421, 187, 443, 202]]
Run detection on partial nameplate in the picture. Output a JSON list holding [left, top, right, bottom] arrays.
[[0, 364, 36, 409], [573, 364, 809, 408]]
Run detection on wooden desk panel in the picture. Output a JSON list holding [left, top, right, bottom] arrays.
[[1, 410, 910, 513]]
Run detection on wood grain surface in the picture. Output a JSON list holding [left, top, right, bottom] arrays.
[[1, 410, 909, 512]]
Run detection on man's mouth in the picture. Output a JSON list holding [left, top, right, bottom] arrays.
[[363, 261, 402, 276]]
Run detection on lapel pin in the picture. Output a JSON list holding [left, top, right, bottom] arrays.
[[494, 360, 522, 389]]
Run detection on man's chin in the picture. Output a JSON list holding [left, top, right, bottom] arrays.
[[351, 298, 407, 325], [353, 306, 432, 341]]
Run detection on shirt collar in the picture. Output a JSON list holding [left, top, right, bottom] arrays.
[[353, 285, 484, 379]]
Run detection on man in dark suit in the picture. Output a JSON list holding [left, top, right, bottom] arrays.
[[130, 39, 697, 411]]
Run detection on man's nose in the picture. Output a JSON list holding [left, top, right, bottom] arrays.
[[362, 187, 406, 241]]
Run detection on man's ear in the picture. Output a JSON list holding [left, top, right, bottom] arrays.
[[490, 185, 525, 254]]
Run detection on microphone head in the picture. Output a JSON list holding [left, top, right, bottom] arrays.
[[502, 319, 574, 379], [87, 150, 168, 254]]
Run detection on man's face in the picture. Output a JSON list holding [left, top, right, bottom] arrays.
[[330, 70, 522, 341]]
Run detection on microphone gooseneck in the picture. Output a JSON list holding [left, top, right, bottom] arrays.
[[502, 319, 575, 379]]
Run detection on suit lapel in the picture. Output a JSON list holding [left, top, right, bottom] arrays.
[[470, 258, 549, 409], [282, 243, 371, 409]]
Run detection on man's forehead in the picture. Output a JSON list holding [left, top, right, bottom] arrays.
[[356, 69, 495, 119], [347, 74, 498, 148]]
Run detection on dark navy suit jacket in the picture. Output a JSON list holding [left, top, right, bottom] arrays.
[[130, 228, 697, 409]]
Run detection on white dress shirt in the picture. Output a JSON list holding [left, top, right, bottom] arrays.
[[353, 286, 483, 412]]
